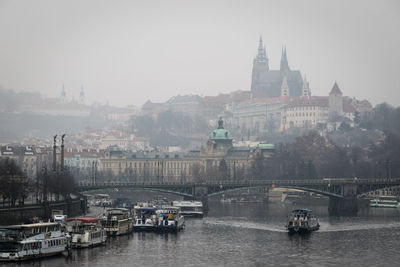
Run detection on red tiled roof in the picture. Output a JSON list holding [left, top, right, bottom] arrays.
[[202, 94, 230, 103]]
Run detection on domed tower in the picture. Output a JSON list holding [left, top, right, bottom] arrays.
[[207, 117, 233, 152]]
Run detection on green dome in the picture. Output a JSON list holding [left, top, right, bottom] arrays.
[[209, 129, 232, 140], [209, 117, 232, 140]]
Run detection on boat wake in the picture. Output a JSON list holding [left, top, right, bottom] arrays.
[[204, 218, 400, 233], [204, 218, 287, 232], [318, 221, 400, 232]]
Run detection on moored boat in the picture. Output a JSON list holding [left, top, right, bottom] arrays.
[[172, 201, 203, 218], [286, 209, 319, 234], [155, 207, 185, 233], [370, 196, 400, 208], [0, 222, 69, 261], [66, 217, 106, 248], [100, 208, 133, 236], [133, 206, 157, 232]]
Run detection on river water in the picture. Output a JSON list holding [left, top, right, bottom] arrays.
[[5, 200, 400, 267]]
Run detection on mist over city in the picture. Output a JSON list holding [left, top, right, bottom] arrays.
[[1, 1, 400, 266]]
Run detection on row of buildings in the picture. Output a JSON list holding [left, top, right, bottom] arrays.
[[0, 119, 274, 183]]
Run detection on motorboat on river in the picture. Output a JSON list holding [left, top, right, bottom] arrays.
[[66, 217, 106, 248], [286, 209, 319, 234], [155, 206, 185, 233], [133, 204, 157, 232], [370, 196, 400, 208], [100, 208, 133, 236], [0, 222, 69, 261], [172, 201, 203, 217]]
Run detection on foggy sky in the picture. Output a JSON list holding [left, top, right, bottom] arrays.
[[0, 0, 399, 107]]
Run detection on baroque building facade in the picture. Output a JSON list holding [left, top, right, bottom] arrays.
[[98, 118, 275, 183]]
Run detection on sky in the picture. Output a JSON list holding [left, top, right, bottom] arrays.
[[0, 0, 399, 108]]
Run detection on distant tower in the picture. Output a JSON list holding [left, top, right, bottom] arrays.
[[281, 76, 290, 96], [302, 74, 311, 96], [328, 82, 343, 119], [280, 46, 290, 72], [251, 36, 269, 97], [79, 85, 85, 104], [61, 84, 66, 103]]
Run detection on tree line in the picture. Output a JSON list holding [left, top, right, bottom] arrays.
[[0, 158, 76, 207], [251, 130, 400, 180]]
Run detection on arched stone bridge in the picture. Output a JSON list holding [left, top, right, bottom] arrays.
[[76, 178, 400, 214]]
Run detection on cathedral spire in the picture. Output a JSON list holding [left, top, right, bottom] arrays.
[[79, 84, 85, 104], [61, 83, 66, 103], [254, 35, 269, 69], [280, 46, 290, 71]]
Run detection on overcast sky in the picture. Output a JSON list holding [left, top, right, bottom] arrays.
[[0, 0, 399, 107]]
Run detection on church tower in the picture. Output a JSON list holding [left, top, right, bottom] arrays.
[[281, 76, 290, 96], [328, 82, 343, 119], [251, 36, 269, 98], [302, 74, 311, 96], [79, 85, 85, 104], [280, 46, 290, 72], [61, 83, 66, 103]]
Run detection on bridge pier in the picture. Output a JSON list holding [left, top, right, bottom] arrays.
[[328, 196, 358, 215], [328, 183, 358, 215], [194, 185, 209, 214]]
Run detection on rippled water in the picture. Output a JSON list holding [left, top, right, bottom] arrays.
[[5, 201, 400, 267]]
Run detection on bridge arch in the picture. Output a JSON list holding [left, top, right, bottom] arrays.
[[79, 185, 194, 199], [207, 185, 343, 198]]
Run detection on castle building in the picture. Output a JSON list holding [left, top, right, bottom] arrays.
[[280, 82, 355, 131], [233, 96, 289, 135], [251, 37, 303, 98]]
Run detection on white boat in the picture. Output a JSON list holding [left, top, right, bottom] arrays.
[[100, 208, 133, 236], [155, 206, 185, 233], [172, 201, 203, 217], [286, 209, 319, 234], [0, 222, 69, 261], [133, 206, 157, 232], [370, 197, 400, 208], [66, 217, 106, 248]]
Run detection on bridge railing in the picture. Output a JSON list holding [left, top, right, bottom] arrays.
[[76, 178, 400, 189]]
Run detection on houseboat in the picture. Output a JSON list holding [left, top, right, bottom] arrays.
[[100, 208, 133, 236], [155, 206, 185, 233], [0, 222, 69, 261], [286, 209, 319, 234], [133, 206, 157, 231], [172, 201, 203, 217], [66, 217, 106, 248], [370, 196, 400, 208]]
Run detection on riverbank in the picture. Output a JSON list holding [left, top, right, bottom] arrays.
[[0, 198, 86, 225]]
